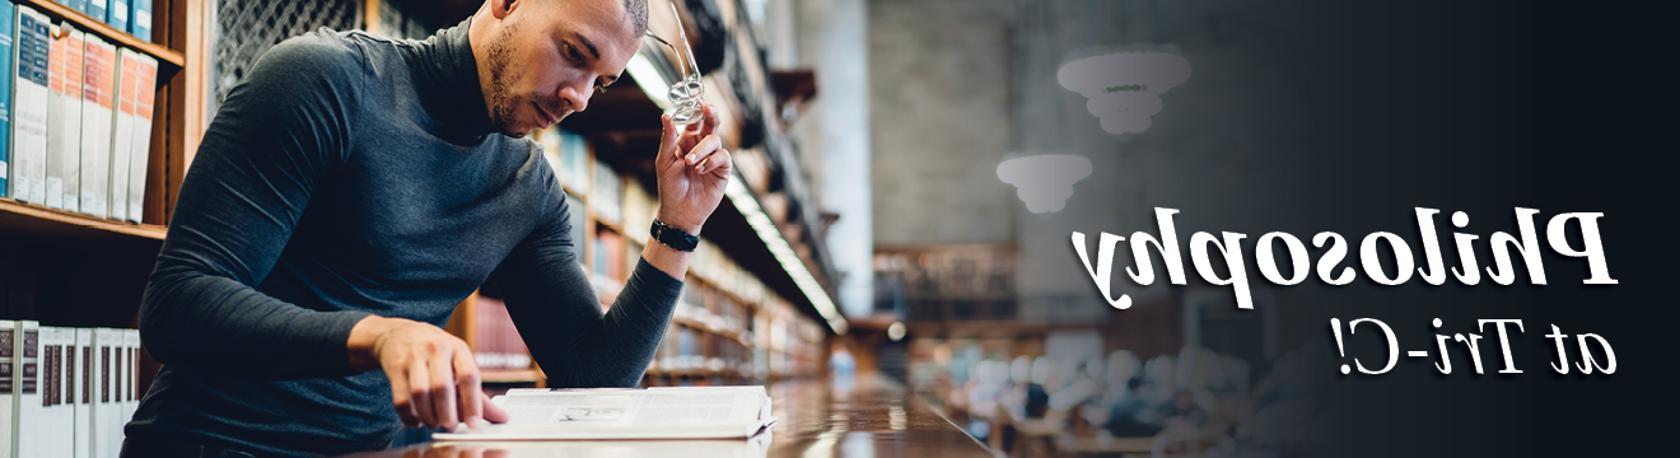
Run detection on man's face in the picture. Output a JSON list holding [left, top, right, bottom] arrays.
[[484, 0, 641, 136]]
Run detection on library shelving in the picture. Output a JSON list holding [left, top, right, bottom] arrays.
[[1, 0, 207, 401]]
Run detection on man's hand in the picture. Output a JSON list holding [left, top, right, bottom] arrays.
[[348, 316, 510, 430], [654, 105, 731, 234]]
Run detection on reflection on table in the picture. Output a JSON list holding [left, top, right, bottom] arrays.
[[344, 374, 992, 458]]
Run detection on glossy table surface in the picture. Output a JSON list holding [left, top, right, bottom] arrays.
[[344, 374, 994, 458]]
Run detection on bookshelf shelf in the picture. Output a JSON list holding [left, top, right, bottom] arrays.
[[0, 199, 167, 241], [22, 0, 186, 70]]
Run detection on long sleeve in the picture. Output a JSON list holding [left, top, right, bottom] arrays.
[[140, 37, 369, 378], [488, 188, 684, 388]]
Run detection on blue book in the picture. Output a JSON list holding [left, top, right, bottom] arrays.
[[131, 0, 150, 41], [67, 0, 90, 16], [87, 0, 109, 26], [109, 0, 130, 32], [13, 7, 50, 204], [0, 1, 12, 197]]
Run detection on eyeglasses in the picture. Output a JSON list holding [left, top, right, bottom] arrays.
[[645, 2, 705, 126]]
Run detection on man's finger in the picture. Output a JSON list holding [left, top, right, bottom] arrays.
[[684, 135, 723, 167], [454, 346, 483, 428], [482, 391, 510, 424], [388, 365, 418, 426], [409, 362, 434, 427], [699, 104, 720, 139], [658, 114, 680, 161], [700, 149, 732, 176], [430, 350, 459, 429]]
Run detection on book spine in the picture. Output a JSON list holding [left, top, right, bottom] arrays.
[[42, 327, 75, 458], [125, 55, 154, 223], [107, 50, 133, 223], [12, 8, 48, 204], [77, 37, 113, 218], [107, 331, 120, 455], [71, 329, 90, 458], [1, 320, 15, 458], [44, 330, 57, 458], [123, 329, 138, 430], [107, 0, 129, 34], [89, 329, 113, 458], [40, 24, 58, 205], [46, 27, 86, 211], [130, 0, 151, 42], [86, 0, 108, 27], [103, 328, 122, 458], [0, 2, 13, 198], [15, 322, 37, 458], [67, 0, 90, 16], [63, 30, 84, 213], [84, 330, 101, 458]]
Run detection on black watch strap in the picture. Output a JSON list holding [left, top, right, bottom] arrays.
[[650, 220, 700, 252]]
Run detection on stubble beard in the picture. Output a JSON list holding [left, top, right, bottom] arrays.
[[487, 22, 524, 136]]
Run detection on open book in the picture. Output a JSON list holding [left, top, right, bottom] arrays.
[[433, 385, 777, 441], [419, 434, 772, 458]]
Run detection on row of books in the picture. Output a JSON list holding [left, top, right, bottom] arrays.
[[468, 295, 532, 372], [0, 3, 161, 223], [654, 325, 704, 372], [49, 0, 153, 42], [652, 320, 784, 378], [537, 127, 591, 197], [872, 246, 1018, 297], [0, 321, 141, 458]]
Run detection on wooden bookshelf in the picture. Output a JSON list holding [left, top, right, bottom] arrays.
[[1, 0, 210, 400], [0, 199, 167, 241], [21, 0, 185, 69]]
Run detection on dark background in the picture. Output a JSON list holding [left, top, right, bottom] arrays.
[[1100, 0, 1676, 455]]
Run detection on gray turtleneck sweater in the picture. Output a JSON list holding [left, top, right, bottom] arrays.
[[127, 21, 683, 456]]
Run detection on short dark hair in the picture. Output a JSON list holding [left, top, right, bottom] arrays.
[[622, 0, 648, 36]]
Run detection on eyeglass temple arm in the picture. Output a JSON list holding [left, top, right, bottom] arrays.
[[646, 2, 703, 78]]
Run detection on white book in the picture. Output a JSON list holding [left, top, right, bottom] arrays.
[[107, 329, 125, 458], [40, 327, 74, 458], [77, 36, 115, 218], [13, 322, 37, 458], [71, 329, 90, 458], [88, 329, 118, 458], [45, 27, 84, 211], [10, 7, 49, 204], [106, 332, 120, 457], [415, 436, 772, 458], [105, 50, 137, 222], [1, 320, 16, 458], [124, 55, 156, 224], [121, 330, 139, 433], [111, 329, 128, 458], [433, 386, 777, 441]]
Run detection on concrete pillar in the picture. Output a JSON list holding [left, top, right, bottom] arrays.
[[795, 0, 874, 317]]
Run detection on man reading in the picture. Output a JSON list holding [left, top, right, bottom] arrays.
[[124, 0, 730, 455]]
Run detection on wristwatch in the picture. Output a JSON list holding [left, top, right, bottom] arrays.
[[650, 220, 700, 252]]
